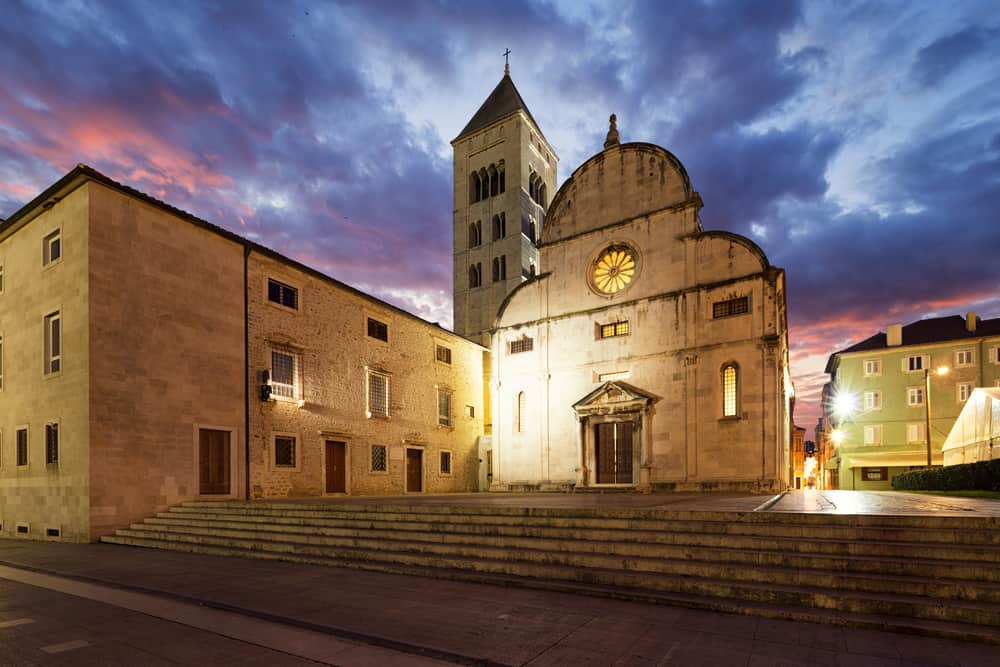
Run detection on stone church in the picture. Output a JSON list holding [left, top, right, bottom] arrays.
[[453, 68, 792, 491]]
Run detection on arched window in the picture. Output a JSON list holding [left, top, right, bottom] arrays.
[[499, 255, 506, 281], [539, 184, 547, 208], [471, 172, 481, 203], [492, 257, 500, 282], [467, 220, 481, 247], [492, 213, 506, 240], [469, 263, 482, 288], [517, 391, 526, 433], [498, 163, 506, 193], [489, 165, 499, 197], [479, 169, 489, 201], [722, 363, 739, 417]]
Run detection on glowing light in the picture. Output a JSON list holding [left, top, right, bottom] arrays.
[[593, 247, 636, 294], [831, 390, 857, 419], [802, 456, 819, 488], [831, 429, 845, 445], [935, 366, 949, 376]]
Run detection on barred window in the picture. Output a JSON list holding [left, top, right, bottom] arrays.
[[371, 444, 387, 472], [438, 389, 452, 427], [435, 345, 452, 365], [599, 321, 630, 339], [270, 348, 300, 399], [45, 423, 59, 464], [274, 436, 296, 467], [367, 369, 389, 417], [367, 317, 388, 342], [267, 279, 298, 309], [713, 296, 750, 319], [440, 451, 452, 475], [509, 337, 534, 354], [722, 364, 739, 417]]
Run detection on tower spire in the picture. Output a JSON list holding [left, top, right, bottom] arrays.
[[503, 48, 511, 76], [604, 113, 620, 149]]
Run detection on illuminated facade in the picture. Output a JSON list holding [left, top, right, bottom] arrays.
[[485, 114, 792, 491], [0, 166, 485, 541], [824, 313, 1000, 489]]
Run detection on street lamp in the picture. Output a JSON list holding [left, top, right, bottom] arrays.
[[924, 365, 949, 467]]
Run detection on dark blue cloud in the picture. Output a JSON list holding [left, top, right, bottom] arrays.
[[912, 26, 999, 87]]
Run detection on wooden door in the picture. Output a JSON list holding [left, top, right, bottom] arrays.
[[325, 441, 346, 493], [199, 429, 230, 495], [406, 449, 423, 492], [594, 422, 634, 484]]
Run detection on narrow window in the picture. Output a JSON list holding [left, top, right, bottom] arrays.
[[435, 344, 452, 365], [367, 317, 388, 342], [906, 423, 925, 443], [438, 389, 452, 427], [16, 428, 28, 466], [45, 423, 59, 464], [0, 263, 4, 293], [273, 435, 296, 468], [490, 166, 499, 197], [42, 230, 61, 266], [863, 391, 882, 411], [492, 257, 500, 283], [469, 264, 480, 288], [371, 444, 387, 472], [367, 369, 389, 417], [863, 425, 882, 446], [270, 347, 301, 400], [471, 172, 481, 203], [499, 166, 505, 193], [722, 364, 738, 417], [480, 169, 489, 200], [907, 386, 924, 406], [499, 255, 506, 280], [440, 451, 452, 474], [267, 279, 298, 309], [516, 391, 526, 433], [44, 311, 61, 374], [958, 383, 973, 402], [713, 296, 750, 319], [863, 359, 881, 376], [955, 350, 973, 367]]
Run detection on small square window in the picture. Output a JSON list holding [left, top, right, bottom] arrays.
[[435, 345, 452, 365], [907, 423, 925, 443], [465, 405, 476, 418], [509, 337, 534, 354], [274, 436, 296, 468], [599, 321, 630, 339], [863, 359, 881, 376], [16, 428, 28, 467], [367, 317, 388, 342], [863, 391, 882, 411], [440, 451, 452, 475], [267, 279, 298, 310], [955, 349, 973, 367], [863, 424, 882, 445], [45, 423, 59, 464], [907, 386, 924, 406], [371, 444, 387, 472], [43, 230, 61, 266]]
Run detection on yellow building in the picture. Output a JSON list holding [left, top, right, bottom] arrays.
[[0, 166, 484, 542]]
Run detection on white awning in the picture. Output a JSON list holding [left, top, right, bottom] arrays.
[[841, 450, 941, 468]]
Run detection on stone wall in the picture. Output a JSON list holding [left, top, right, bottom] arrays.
[[247, 252, 484, 498]]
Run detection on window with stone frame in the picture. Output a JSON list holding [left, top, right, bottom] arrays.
[[42, 230, 61, 266], [44, 311, 61, 375], [509, 337, 533, 354], [437, 388, 453, 427], [722, 364, 739, 417], [270, 347, 301, 400], [45, 422, 59, 464], [367, 369, 390, 417], [440, 450, 452, 475], [371, 444, 388, 472], [267, 278, 298, 309], [367, 317, 389, 342], [713, 296, 749, 319], [273, 435, 296, 468], [16, 428, 28, 467], [435, 344, 452, 365]]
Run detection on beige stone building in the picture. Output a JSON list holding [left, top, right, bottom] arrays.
[[0, 166, 483, 542], [487, 119, 792, 491]]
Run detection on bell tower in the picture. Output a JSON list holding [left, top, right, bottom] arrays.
[[451, 63, 558, 342]]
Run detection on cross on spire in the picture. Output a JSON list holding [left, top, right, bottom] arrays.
[[503, 48, 511, 75]]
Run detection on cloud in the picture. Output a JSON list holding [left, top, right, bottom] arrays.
[[912, 26, 999, 87]]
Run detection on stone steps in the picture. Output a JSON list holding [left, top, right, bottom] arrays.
[[100, 501, 1000, 644]]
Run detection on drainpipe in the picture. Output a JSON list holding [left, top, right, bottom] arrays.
[[244, 243, 251, 500]]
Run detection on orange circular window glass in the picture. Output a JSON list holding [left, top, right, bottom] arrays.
[[592, 246, 636, 294]]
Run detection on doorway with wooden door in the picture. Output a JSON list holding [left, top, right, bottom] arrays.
[[594, 421, 634, 485], [406, 448, 423, 493], [199, 428, 231, 495], [325, 441, 347, 494]]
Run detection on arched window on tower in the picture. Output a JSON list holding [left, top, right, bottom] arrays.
[[493, 213, 506, 240], [469, 263, 482, 288], [539, 183, 547, 208], [722, 363, 739, 417], [470, 172, 481, 204], [479, 168, 489, 201], [468, 220, 481, 247], [498, 162, 506, 193], [489, 165, 499, 197]]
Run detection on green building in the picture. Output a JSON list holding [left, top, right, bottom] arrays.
[[824, 313, 1000, 489]]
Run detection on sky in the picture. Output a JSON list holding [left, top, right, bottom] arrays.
[[2, 0, 998, 436]]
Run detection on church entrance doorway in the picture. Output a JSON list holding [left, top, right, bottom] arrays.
[[406, 448, 423, 492], [198, 428, 231, 495], [325, 441, 346, 493], [595, 422, 634, 484]]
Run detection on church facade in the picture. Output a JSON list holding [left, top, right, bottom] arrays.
[[454, 74, 792, 491]]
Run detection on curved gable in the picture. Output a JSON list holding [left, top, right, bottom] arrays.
[[542, 143, 695, 245]]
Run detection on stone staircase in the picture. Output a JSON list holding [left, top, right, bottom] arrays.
[[100, 501, 1000, 644]]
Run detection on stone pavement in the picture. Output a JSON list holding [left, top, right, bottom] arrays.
[[767, 490, 1000, 516], [1, 538, 998, 666]]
